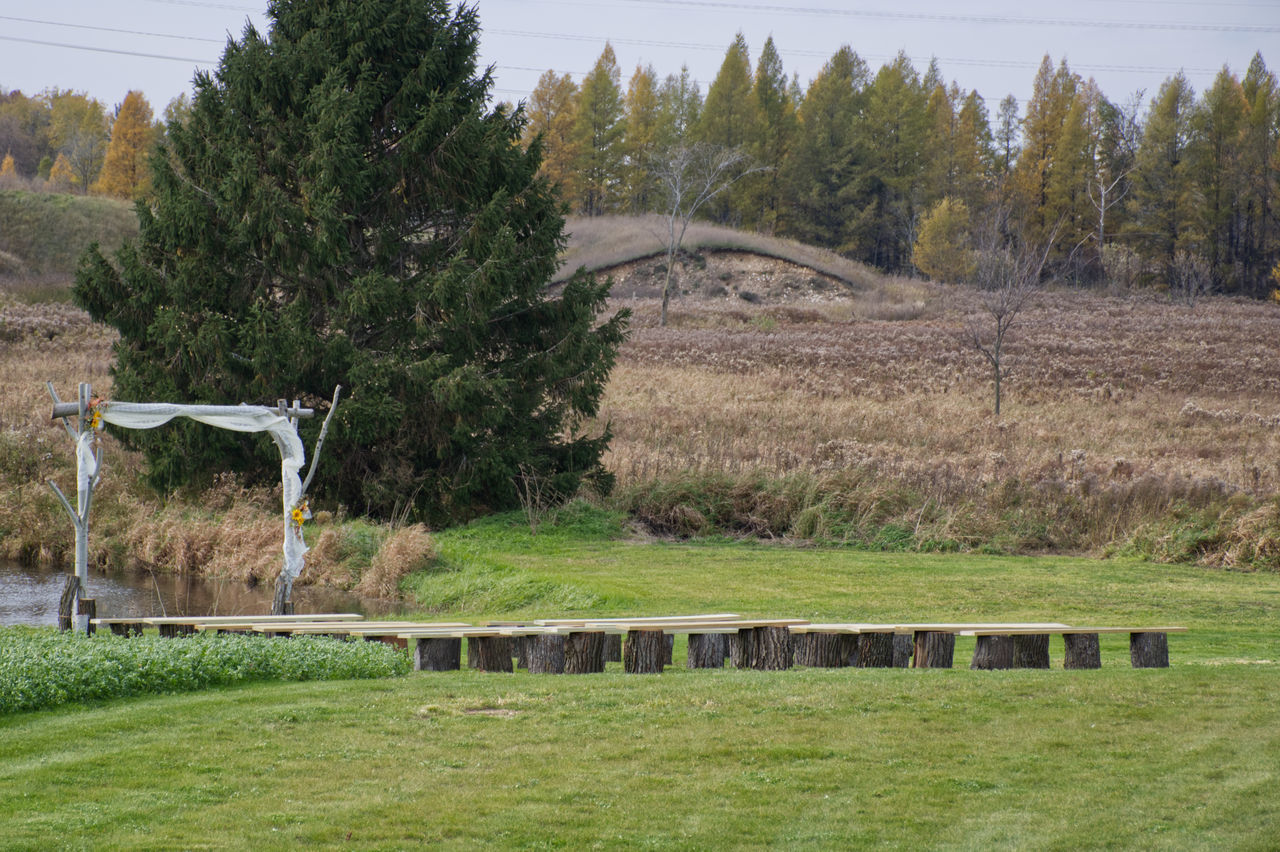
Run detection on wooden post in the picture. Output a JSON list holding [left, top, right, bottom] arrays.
[[912, 631, 955, 668], [856, 632, 895, 668], [58, 574, 80, 632], [1013, 634, 1051, 669], [415, 638, 461, 671], [604, 634, 622, 663], [1063, 633, 1101, 669], [1130, 632, 1169, 668], [564, 632, 607, 674], [623, 630, 666, 674], [750, 626, 793, 671], [526, 634, 566, 674], [687, 633, 726, 668], [662, 634, 675, 666], [795, 633, 851, 667], [467, 636, 513, 672], [77, 598, 96, 636], [970, 635, 1014, 670]]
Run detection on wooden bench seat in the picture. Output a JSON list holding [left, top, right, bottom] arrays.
[[959, 626, 1188, 669]]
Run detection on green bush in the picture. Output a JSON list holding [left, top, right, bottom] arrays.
[[0, 628, 409, 715]]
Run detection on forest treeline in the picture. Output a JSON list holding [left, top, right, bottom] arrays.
[[0, 88, 186, 201], [524, 37, 1280, 298]]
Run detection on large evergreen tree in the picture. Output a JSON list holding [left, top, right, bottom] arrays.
[[74, 0, 628, 523]]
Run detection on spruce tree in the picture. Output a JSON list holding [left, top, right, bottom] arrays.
[[74, 0, 628, 523]]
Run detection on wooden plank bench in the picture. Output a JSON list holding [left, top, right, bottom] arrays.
[[90, 617, 148, 637], [397, 624, 627, 674], [787, 623, 1072, 669], [605, 619, 810, 673], [131, 613, 365, 638], [959, 627, 1189, 669]]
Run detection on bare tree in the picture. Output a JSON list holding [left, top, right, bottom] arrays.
[[1169, 250, 1210, 307], [964, 231, 1055, 415], [652, 143, 766, 326], [1087, 91, 1143, 259]]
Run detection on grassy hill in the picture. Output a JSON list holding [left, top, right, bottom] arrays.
[[0, 190, 138, 283]]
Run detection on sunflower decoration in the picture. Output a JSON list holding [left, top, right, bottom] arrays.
[[87, 397, 106, 431], [289, 499, 311, 529]]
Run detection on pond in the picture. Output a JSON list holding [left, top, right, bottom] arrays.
[[0, 560, 401, 627]]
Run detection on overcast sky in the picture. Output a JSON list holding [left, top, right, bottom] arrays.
[[2, 0, 1278, 120]]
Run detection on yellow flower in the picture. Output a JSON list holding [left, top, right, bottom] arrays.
[[290, 500, 310, 528]]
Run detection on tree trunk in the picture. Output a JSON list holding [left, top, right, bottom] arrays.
[[1063, 633, 1101, 669], [663, 634, 675, 666], [795, 633, 851, 667], [525, 634, 566, 674], [624, 630, 666, 674], [58, 574, 80, 632], [749, 626, 793, 671], [893, 633, 914, 667], [467, 636, 513, 672], [687, 633, 726, 669], [1013, 634, 1051, 669], [1130, 632, 1170, 668], [604, 634, 622, 663], [270, 577, 293, 615], [856, 632, 895, 668], [971, 635, 1015, 670], [728, 630, 749, 668], [912, 631, 955, 668], [415, 638, 461, 672], [564, 632, 607, 674]]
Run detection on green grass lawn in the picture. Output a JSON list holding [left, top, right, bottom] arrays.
[[3, 509, 1278, 849]]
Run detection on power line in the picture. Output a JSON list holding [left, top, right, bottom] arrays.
[[0, 15, 226, 43], [0, 34, 215, 64], [616, 0, 1280, 33]]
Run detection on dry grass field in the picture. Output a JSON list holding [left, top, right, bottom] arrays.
[[4, 222, 1280, 574]]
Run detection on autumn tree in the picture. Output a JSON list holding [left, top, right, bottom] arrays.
[[48, 152, 74, 190], [0, 151, 18, 187], [48, 91, 109, 192], [74, 0, 628, 524], [655, 65, 702, 149], [523, 70, 580, 200], [1237, 54, 1280, 297], [953, 91, 997, 213], [622, 64, 661, 213], [913, 196, 973, 283], [1010, 57, 1081, 254], [93, 90, 158, 199], [696, 32, 757, 224], [572, 43, 626, 216], [746, 36, 795, 232]]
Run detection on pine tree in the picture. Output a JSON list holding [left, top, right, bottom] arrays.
[[93, 90, 157, 199], [953, 91, 996, 213], [572, 43, 626, 216], [780, 46, 867, 248], [696, 32, 757, 224], [74, 0, 628, 523], [1192, 67, 1249, 292], [622, 64, 661, 213], [1239, 53, 1280, 297], [747, 36, 796, 232], [655, 65, 702, 149], [1010, 57, 1081, 249], [994, 94, 1021, 179], [523, 70, 580, 202]]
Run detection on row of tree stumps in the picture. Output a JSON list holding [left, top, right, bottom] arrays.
[[425, 629, 1171, 674]]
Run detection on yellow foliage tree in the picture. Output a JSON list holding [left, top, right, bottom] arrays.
[[48, 152, 74, 191], [0, 151, 16, 182], [913, 197, 974, 283], [92, 90, 156, 199]]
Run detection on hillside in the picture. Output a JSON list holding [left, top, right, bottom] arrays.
[[0, 190, 138, 280]]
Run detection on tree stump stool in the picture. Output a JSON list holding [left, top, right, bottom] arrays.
[[108, 621, 145, 637], [1063, 633, 1101, 669], [624, 630, 666, 673], [970, 635, 1015, 670], [728, 630, 749, 668], [1130, 632, 1169, 668], [749, 626, 793, 671], [564, 631, 607, 673], [1013, 634, 1051, 669], [467, 636, 513, 672], [912, 631, 955, 668], [514, 636, 529, 670], [892, 633, 914, 667], [526, 634, 566, 674], [159, 623, 196, 638], [662, 634, 675, 666], [856, 632, 895, 668], [687, 633, 726, 668], [415, 638, 461, 671], [795, 633, 852, 667]]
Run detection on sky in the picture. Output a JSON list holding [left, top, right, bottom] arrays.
[[2, 0, 1279, 120]]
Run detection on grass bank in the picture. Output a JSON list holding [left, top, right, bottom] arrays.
[[3, 514, 1278, 848], [0, 190, 138, 289]]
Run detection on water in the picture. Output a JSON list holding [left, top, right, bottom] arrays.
[[0, 560, 398, 627]]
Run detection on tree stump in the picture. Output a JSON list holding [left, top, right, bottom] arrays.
[[912, 631, 955, 668], [892, 633, 914, 667], [1063, 633, 1101, 669], [415, 637, 461, 671], [1130, 632, 1169, 668], [525, 634, 566, 674], [750, 626, 793, 671], [795, 633, 851, 667], [77, 598, 96, 636], [856, 632, 895, 668], [728, 630, 749, 668], [970, 635, 1014, 670], [467, 636, 513, 672], [663, 634, 675, 666], [108, 621, 144, 638], [58, 575, 80, 633], [514, 636, 529, 670], [159, 623, 196, 638], [564, 632, 607, 674], [687, 633, 726, 668], [1013, 634, 1051, 669], [624, 630, 666, 674], [604, 634, 622, 663]]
